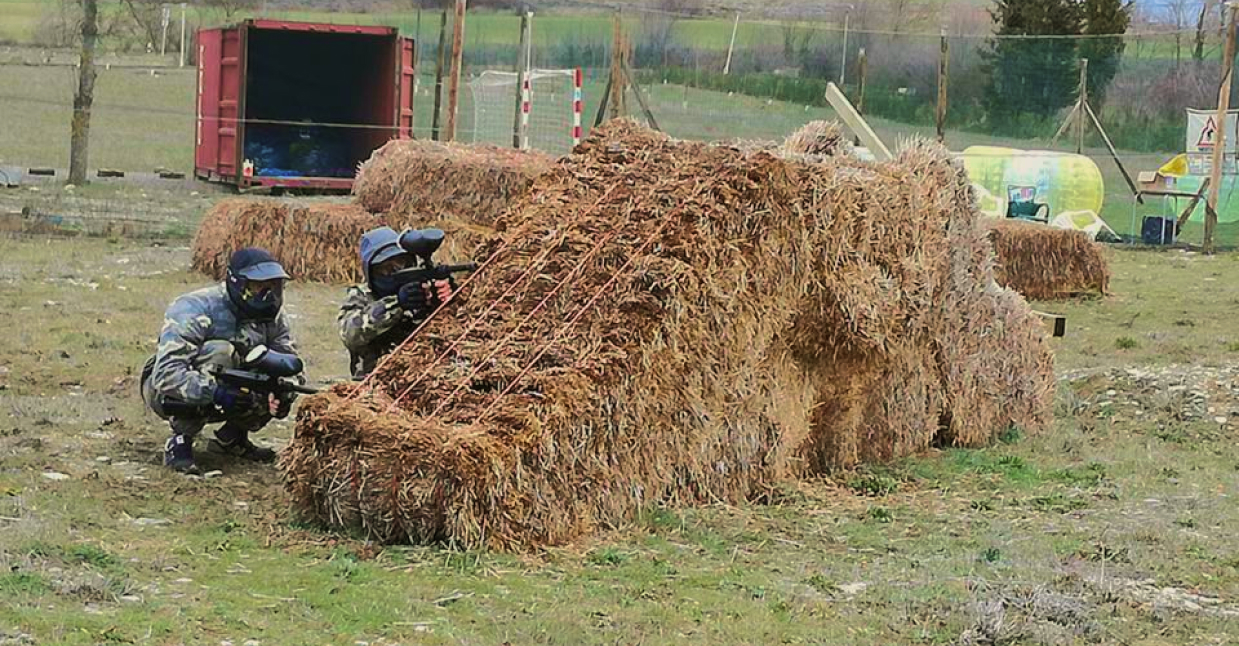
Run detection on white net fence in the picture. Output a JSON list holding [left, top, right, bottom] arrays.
[[468, 69, 578, 155]]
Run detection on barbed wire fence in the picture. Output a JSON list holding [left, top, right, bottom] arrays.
[[1, 1, 1237, 242]]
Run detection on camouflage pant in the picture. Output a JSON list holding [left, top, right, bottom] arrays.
[[140, 340, 271, 439]]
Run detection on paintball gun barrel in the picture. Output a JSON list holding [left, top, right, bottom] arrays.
[[391, 227, 478, 290]]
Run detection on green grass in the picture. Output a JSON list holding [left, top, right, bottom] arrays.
[[0, 0, 41, 44], [2, 238, 1239, 642], [0, 236, 1234, 639]]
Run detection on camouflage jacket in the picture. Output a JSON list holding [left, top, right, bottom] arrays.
[[338, 285, 423, 379], [148, 285, 298, 405]]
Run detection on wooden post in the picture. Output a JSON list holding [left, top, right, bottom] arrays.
[[724, 11, 740, 75], [857, 47, 867, 114], [431, 10, 448, 141], [69, 0, 98, 186], [443, 0, 467, 143], [936, 29, 948, 144], [623, 58, 660, 131], [178, 3, 186, 68], [610, 12, 625, 120], [512, 11, 530, 148], [1076, 58, 1088, 154], [1206, 3, 1238, 253]]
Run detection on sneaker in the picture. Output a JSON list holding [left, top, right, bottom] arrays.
[[208, 425, 276, 463], [164, 435, 200, 475]]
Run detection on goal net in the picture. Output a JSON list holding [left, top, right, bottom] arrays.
[[468, 69, 581, 155]]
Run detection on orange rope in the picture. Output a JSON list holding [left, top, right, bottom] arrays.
[[417, 227, 622, 418], [344, 235, 516, 402], [373, 183, 624, 409], [476, 203, 686, 422]]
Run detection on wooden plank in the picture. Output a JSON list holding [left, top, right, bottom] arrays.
[[1083, 101, 1144, 205], [593, 73, 612, 128], [1049, 101, 1079, 148], [824, 82, 891, 161], [1032, 310, 1067, 338], [622, 58, 660, 132]]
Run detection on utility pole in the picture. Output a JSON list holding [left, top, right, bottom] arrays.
[[69, 0, 99, 186], [444, 0, 467, 142], [1206, 2, 1238, 253]]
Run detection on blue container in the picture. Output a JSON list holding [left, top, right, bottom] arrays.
[[1141, 216, 1176, 245]]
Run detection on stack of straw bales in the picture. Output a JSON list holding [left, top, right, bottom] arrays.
[[282, 120, 1054, 550], [190, 199, 379, 283], [190, 137, 549, 283], [352, 139, 554, 228], [987, 219, 1111, 300]]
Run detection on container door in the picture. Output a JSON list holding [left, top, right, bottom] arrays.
[[218, 27, 243, 179], [194, 28, 221, 175], [397, 36, 417, 139], [195, 27, 243, 180]]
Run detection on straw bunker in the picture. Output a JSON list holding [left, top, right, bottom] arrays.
[[278, 120, 1056, 550]]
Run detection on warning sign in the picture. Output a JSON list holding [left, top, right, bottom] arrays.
[[1197, 116, 1218, 147], [1187, 109, 1239, 153], [1187, 109, 1239, 175]]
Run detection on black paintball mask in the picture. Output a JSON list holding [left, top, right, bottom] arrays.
[[225, 247, 290, 321]]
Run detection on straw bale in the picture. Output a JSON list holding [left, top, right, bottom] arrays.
[[782, 120, 854, 158], [986, 219, 1111, 300], [190, 198, 490, 284], [283, 120, 1055, 550], [352, 139, 554, 229], [190, 199, 379, 283]]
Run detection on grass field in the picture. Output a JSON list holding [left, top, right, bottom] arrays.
[[3, 236, 1239, 644], [3, 48, 1216, 245]]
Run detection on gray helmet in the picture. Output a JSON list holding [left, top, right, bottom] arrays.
[[358, 226, 409, 296]]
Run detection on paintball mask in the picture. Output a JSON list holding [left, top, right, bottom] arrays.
[[360, 226, 415, 298], [225, 247, 290, 321]]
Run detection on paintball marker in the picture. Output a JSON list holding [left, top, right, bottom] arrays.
[[217, 345, 319, 397], [156, 346, 316, 418], [388, 228, 478, 292]]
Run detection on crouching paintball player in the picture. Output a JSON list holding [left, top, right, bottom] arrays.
[[140, 248, 312, 474], [338, 226, 474, 379]]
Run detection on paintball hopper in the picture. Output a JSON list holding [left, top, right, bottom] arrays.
[[243, 345, 304, 378], [398, 228, 445, 266]]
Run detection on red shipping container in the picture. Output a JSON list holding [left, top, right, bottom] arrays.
[[195, 19, 416, 191]]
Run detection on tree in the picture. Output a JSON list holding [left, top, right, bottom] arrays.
[[203, 0, 260, 20], [981, 0, 1083, 127], [69, 0, 98, 186], [1079, 0, 1133, 108], [1195, 0, 1215, 61]]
